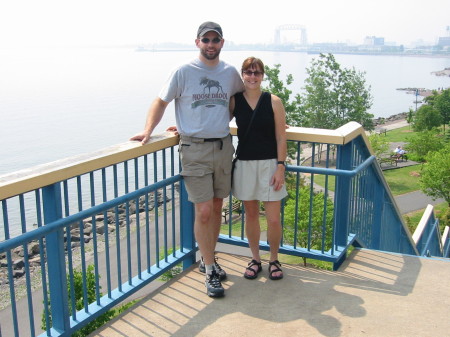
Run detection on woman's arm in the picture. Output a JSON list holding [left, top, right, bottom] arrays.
[[271, 94, 287, 190]]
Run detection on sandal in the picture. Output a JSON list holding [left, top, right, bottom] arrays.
[[244, 259, 262, 279], [268, 260, 283, 280]]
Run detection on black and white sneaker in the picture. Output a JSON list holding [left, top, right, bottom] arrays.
[[199, 256, 227, 280], [205, 271, 224, 298]]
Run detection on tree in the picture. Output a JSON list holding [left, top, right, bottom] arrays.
[[434, 88, 450, 134], [419, 143, 450, 207], [407, 107, 414, 128], [406, 129, 445, 162], [412, 104, 443, 132], [368, 133, 390, 159], [262, 63, 304, 127], [301, 53, 374, 130]]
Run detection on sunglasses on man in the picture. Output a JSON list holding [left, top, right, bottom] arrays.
[[200, 37, 222, 44]]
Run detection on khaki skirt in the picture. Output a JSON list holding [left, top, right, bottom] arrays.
[[232, 159, 288, 201]]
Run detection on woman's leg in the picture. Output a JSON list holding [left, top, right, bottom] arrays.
[[264, 200, 283, 279], [243, 200, 262, 277]]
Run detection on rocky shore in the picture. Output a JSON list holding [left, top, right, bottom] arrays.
[[431, 67, 450, 77], [372, 112, 408, 127]]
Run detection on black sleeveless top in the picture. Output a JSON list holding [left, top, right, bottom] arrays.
[[233, 91, 278, 160]]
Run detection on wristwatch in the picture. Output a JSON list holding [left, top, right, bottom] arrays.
[[277, 161, 286, 166]]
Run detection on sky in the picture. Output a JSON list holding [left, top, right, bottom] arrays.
[[1, 0, 449, 48]]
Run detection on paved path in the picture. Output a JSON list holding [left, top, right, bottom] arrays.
[[395, 191, 445, 214]]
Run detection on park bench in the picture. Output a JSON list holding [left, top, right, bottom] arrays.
[[222, 201, 242, 223], [393, 153, 408, 162], [375, 127, 387, 135], [378, 156, 398, 167]]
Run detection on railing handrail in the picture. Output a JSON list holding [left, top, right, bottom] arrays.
[[0, 175, 181, 254], [412, 204, 435, 244], [0, 133, 179, 200], [1, 122, 370, 201], [287, 155, 376, 177]]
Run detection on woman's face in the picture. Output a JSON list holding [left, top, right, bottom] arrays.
[[242, 66, 264, 89]]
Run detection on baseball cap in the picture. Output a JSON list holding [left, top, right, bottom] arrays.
[[197, 21, 223, 38]]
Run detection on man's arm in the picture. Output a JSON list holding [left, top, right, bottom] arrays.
[[130, 97, 169, 145]]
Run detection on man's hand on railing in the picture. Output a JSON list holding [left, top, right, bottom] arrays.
[[166, 125, 179, 135], [130, 132, 151, 146]]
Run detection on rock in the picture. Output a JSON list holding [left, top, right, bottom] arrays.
[[13, 269, 25, 278], [13, 259, 24, 269], [29, 256, 42, 266], [29, 242, 40, 255]]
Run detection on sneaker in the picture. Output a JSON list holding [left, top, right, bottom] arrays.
[[205, 271, 224, 298], [199, 256, 227, 280]]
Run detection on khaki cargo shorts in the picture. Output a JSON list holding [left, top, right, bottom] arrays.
[[179, 134, 234, 204]]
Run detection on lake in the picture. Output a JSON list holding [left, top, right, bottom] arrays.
[[0, 47, 449, 176]]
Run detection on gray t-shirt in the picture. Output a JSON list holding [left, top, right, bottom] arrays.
[[159, 58, 244, 138]]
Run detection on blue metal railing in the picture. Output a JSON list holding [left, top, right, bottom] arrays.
[[413, 204, 448, 257], [0, 122, 448, 336]]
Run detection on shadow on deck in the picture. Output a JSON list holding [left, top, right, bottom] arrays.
[[92, 249, 450, 337]]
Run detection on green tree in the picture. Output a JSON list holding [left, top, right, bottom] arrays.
[[434, 88, 450, 134], [302, 53, 374, 130], [407, 107, 414, 128], [419, 143, 450, 207], [368, 133, 390, 159], [406, 129, 445, 162], [262, 63, 305, 127], [412, 104, 443, 132]]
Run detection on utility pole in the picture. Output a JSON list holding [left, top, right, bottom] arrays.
[[415, 89, 419, 112]]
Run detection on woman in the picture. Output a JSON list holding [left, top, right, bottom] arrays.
[[229, 57, 288, 280]]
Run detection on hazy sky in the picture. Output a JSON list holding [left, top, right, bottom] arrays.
[[1, 0, 449, 48]]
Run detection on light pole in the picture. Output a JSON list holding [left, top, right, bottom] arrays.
[[415, 89, 419, 112]]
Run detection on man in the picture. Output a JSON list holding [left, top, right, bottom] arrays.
[[393, 145, 406, 161], [130, 21, 244, 297]]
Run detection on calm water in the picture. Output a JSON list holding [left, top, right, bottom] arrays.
[[1, 47, 449, 176]]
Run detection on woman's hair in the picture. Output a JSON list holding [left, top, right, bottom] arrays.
[[241, 57, 264, 75]]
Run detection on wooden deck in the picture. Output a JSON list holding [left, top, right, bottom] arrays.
[[93, 249, 450, 337]]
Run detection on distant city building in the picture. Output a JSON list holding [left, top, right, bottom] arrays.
[[274, 24, 307, 45], [438, 37, 450, 47], [438, 26, 450, 46], [364, 36, 385, 46]]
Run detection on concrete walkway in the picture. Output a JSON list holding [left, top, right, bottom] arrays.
[[92, 250, 450, 337], [395, 191, 445, 214]]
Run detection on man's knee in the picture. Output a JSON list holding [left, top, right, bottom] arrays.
[[195, 201, 214, 224]]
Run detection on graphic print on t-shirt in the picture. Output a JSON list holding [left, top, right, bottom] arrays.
[[192, 76, 228, 108]]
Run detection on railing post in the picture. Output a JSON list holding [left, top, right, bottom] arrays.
[[42, 183, 70, 334], [333, 141, 353, 269], [371, 177, 384, 249], [180, 179, 196, 269]]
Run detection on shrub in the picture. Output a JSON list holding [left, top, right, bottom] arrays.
[[42, 265, 115, 337]]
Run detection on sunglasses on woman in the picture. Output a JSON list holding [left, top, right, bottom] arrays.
[[243, 70, 263, 77]]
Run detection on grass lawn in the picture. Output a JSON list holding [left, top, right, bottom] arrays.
[[383, 164, 423, 196], [382, 125, 416, 142], [313, 164, 423, 196], [310, 174, 336, 192]]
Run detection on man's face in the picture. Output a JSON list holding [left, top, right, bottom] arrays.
[[196, 31, 224, 61]]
